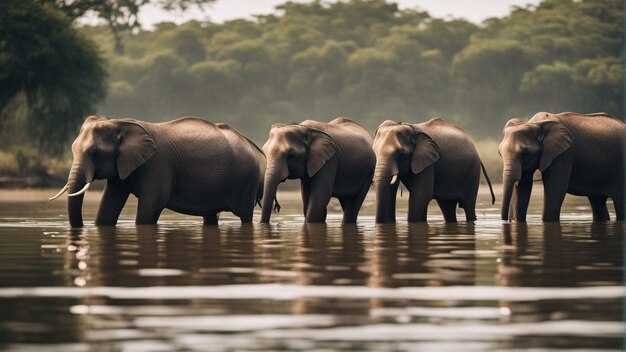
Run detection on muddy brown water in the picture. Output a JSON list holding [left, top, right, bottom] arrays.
[[0, 186, 623, 351]]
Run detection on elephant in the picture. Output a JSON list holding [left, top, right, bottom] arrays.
[[499, 111, 624, 222], [373, 118, 495, 223], [260, 117, 376, 224], [49, 116, 266, 227]]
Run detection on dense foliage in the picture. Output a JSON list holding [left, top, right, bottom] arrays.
[[85, 0, 622, 144], [0, 0, 106, 154]]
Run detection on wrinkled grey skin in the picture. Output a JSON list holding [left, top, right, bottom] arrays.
[[261, 117, 375, 224], [373, 118, 495, 223], [499, 111, 624, 222], [53, 116, 265, 227]]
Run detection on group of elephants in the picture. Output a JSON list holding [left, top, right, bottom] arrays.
[[49, 112, 624, 227]]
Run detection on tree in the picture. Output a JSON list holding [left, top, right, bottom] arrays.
[[41, 0, 217, 54], [450, 0, 623, 135], [85, 0, 623, 143], [0, 0, 106, 153]]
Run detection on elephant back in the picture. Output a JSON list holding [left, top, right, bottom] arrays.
[[157, 117, 265, 181], [417, 118, 481, 178], [417, 118, 479, 158], [328, 116, 374, 140], [311, 120, 374, 163], [215, 123, 266, 184]]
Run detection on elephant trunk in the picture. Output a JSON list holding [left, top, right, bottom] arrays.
[[373, 158, 395, 223], [260, 160, 288, 223], [67, 159, 94, 228], [501, 162, 521, 221]]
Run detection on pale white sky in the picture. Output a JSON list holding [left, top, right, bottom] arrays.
[[136, 0, 541, 28]]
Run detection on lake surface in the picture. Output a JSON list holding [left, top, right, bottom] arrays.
[[0, 186, 623, 351]]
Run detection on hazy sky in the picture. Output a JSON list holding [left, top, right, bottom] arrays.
[[137, 0, 542, 28]]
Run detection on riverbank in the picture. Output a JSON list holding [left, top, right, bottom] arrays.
[[0, 150, 70, 188]]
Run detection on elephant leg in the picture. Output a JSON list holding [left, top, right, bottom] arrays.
[[231, 185, 256, 223], [407, 167, 434, 223], [436, 199, 457, 222], [339, 198, 346, 210], [461, 192, 477, 222], [388, 181, 400, 222], [460, 174, 479, 222], [541, 159, 572, 222], [588, 196, 610, 221], [301, 180, 311, 217], [512, 179, 533, 222], [341, 182, 370, 224], [231, 203, 254, 223], [612, 198, 624, 221], [136, 197, 165, 225], [203, 213, 218, 225], [239, 209, 254, 223], [233, 174, 259, 224], [612, 186, 624, 221], [95, 180, 130, 226], [614, 199, 624, 221], [305, 168, 335, 223]]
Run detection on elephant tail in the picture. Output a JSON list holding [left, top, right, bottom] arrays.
[[274, 199, 281, 213], [254, 184, 281, 213], [256, 185, 263, 208], [480, 161, 496, 204]]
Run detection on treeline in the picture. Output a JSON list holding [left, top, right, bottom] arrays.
[[0, 0, 622, 159], [83, 0, 623, 144]]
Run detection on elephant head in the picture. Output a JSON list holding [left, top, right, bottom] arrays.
[[50, 116, 156, 227], [372, 120, 440, 223], [499, 118, 573, 221], [260, 123, 336, 223]]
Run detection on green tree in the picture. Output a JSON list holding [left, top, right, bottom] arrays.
[[451, 0, 622, 135], [0, 0, 106, 153], [84, 0, 622, 143]]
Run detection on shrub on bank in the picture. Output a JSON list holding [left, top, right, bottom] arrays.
[[0, 149, 71, 188]]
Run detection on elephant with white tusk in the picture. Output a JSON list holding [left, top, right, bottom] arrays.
[[50, 115, 265, 227]]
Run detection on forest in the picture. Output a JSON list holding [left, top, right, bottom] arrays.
[[0, 0, 623, 184]]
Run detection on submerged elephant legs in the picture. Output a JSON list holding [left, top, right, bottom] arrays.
[[339, 182, 371, 224], [95, 180, 130, 226], [588, 196, 610, 222]]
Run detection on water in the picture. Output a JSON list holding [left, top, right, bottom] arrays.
[[0, 187, 623, 351]]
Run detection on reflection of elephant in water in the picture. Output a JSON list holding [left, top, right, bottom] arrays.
[[499, 112, 624, 222], [260, 117, 376, 224], [50, 116, 266, 227], [373, 118, 495, 223]]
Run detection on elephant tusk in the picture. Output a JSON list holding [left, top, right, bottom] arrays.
[[68, 182, 91, 197], [390, 175, 398, 185], [48, 184, 69, 201]]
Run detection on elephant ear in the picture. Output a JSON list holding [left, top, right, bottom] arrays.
[[538, 120, 573, 172], [307, 129, 337, 177], [116, 122, 157, 180], [411, 131, 440, 175]]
